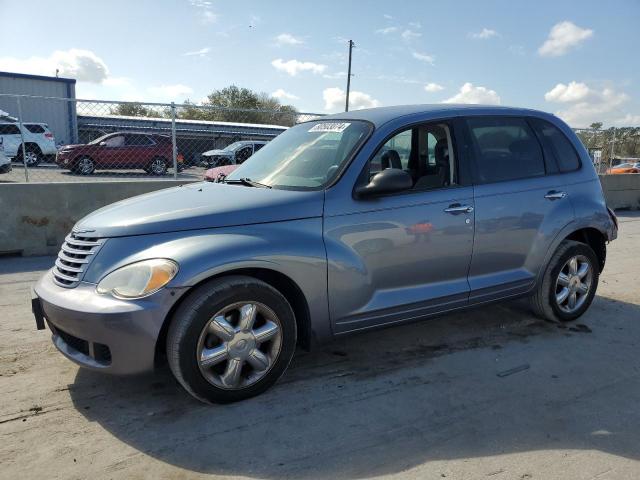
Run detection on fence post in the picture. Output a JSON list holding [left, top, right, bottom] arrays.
[[608, 127, 616, 173], [16, 96, 29, 182], [171, 102, 178, 180]]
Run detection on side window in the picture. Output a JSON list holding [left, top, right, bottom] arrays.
[[369, 129, 412, 176], [367, 122, 457, 191], [104, 135, 125, 147], [254, 143, 265, 151], [25, 124, 45, 133], [530, 119, 581, 172], [125, 135, 153, 146], [0, 124, 20, 135], [467, 117, 545, 183]]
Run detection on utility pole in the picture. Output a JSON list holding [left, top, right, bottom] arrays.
[[345, 40, 355, 112]]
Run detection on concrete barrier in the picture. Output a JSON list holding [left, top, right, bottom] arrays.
[[0, 180, 197, 256], [1, 175, 638, 257], [599, 174, 640, 211]]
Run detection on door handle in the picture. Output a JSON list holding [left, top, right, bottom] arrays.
[[544, 191, 567, 200], [444, 204, 474, 214]]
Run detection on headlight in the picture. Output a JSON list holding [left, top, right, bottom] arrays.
[[96, 259, 178, 299]]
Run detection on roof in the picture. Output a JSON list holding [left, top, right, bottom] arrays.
[[320, 104, 551, 128], [0, 71, 76, 84]]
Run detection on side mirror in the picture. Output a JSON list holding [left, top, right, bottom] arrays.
[[99, 141, 107, 147], [355, 168, 413, 198]]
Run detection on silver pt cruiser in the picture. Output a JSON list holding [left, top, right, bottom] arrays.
[[33, 105, 618, 403]]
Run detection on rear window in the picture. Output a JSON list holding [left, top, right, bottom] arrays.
[[467, 117, 545, 183], [530, 119, 581, 172], [0, 124, 20, 135], [25, 124, 46, 134]]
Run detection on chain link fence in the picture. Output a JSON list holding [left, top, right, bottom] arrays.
[[0, 93, 323, 183], [1, 92, 639, 183]]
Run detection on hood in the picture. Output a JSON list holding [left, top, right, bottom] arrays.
[[73, 182, 324, 238], [202, 149, 233, 157]]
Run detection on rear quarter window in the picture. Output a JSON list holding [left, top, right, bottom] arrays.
[[25, 124, 46, 134], [530, 118, 581, 172]]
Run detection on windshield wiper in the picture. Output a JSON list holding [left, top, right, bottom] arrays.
[[223, 177, 272, 189]]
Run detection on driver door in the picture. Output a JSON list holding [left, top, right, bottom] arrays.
[[324, 120, 475, 333]]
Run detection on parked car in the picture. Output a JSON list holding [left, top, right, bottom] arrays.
[[201, 140, 267, 167], [33, 105, 618, 404], [0, 138, 12, 174], [606, 162, 640, 174], [203, 164, 239, 182], [56, 132, 183, 175], [0, 122, 57, 166]]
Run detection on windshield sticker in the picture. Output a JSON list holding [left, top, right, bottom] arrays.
[[308, 122, 351, 133]]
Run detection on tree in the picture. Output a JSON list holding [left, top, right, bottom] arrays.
[[178, 86, 299, 126], [109, 103, 159, 118], [590, 122, 603, 130]]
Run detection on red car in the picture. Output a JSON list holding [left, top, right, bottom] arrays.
[[203, 164, 239, 182], [56, 132, 183, 175]]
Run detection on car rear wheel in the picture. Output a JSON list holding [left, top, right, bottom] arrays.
[[74, 156, 95, 175], [167, 276, 297, 404], [17, 146, 41, 167], [148, 157, 167, 175], [529, 240, 599, 322]]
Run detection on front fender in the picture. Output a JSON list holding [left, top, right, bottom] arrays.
[[85, 218, 332, 343]]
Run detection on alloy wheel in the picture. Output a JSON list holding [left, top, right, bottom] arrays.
[[196, 302, 282, 390], [151, 159, 166, 175], [78, 158, 94, 174], [554, 255, 593, 314]]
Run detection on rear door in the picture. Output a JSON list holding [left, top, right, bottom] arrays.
[[124, 134, 155, 167], [464, 116, 574, 302], [324, 119, 475, 333]]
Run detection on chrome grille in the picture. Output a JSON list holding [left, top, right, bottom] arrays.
[[52, 232, 106, 288]]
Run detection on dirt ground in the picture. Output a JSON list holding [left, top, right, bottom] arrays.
[[1, 212, 639, 480]]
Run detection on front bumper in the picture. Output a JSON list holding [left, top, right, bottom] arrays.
[[34, 269, 186, 374]]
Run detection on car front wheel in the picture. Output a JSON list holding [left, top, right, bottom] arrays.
[[530, 240, 599, 322], [167, 276, 297, 403]]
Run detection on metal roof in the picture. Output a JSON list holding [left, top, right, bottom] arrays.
[[0, 71, 76, 84]]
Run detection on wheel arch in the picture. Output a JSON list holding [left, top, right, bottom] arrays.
[[155, 267, 313, 367]]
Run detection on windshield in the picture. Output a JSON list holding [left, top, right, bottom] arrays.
[[225, 120, 371, 189], [224, 142, 247, 151], [88, 133, 113, 145]]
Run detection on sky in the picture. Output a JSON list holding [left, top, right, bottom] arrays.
[[0, 0, 639, 127]]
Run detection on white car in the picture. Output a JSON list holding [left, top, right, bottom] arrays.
[[0, 122, 57, 166], [0, 138, 12, 174]]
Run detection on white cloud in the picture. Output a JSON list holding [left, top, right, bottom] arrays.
[[323, 71, 347, 79], [0, 48, 109, 83], [103, 76, 131, 87], [383, 14, 393, 20], [147, 84, 194, 99], [424, 83, 444, 93], [443, 82, 501, 104], [323, 87, 380, 112], [271, 58, 327, 76], [271, 88, 299, 100], [401, 29, 422, 41], [469, 28, 499, 39], [614, 114, 640, 127], [183, 47, 210, 57], [409, 21, 422, 29], [189, 0, 217, 24], [412, 52, 435, 65], [544, 81, 591, 103], [538, 21, 593, 57], [375, 26, 398, 35], [275, 33, 304, 46], [544, 81, 629, 127]]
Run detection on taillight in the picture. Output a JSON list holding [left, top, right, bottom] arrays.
[[177, 153, 185, 163], [44, 132, 54, 139]]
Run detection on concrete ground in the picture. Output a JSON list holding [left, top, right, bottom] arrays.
[[1, 212, 639, 480]]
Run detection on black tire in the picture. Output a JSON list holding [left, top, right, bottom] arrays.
[[17, 145, 42, 167], [167, 275, 297, 404], [147, 157, 168, 175], [73, 156, 95, 175], [530, 240, 599, 322]]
